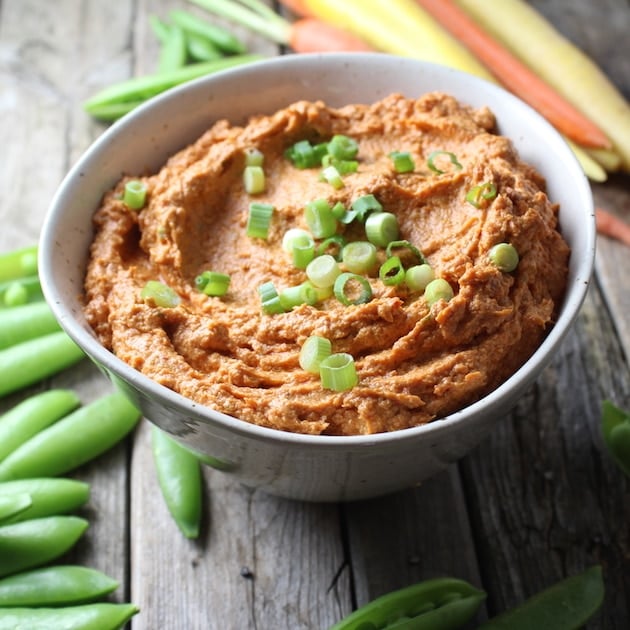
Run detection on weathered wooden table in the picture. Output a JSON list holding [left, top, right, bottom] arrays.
[[1, 1, 629, 628]]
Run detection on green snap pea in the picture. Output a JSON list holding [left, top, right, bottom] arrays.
[[477, 565, 604, 629], [0, 392, 141, 482], [169, 8, 247, 54], [0, 565, 118, 607], [0, 516, 88, 578], [0, 274, 43, 308], [0, 331, 85, 399], [0, 478, 90, 524], [151, 426, 202, 539], [601, 400, 630, 478], [0, 301, 60, 350], [0, 245, 38, 283], [156, 23, 188, 73], [0, 602, 139, 630], [329, 577, 486, 630], [0, 493, 31, 523], [0, 389, 81, 462]]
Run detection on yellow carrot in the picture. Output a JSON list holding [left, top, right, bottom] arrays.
[[456, 0, 630, 171], [304, 0, 494, 80], [586, 147, 622, 174], [566, 141, 607, 183]]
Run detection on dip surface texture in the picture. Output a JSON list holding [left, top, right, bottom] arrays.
[[84, 93, 570, 436]]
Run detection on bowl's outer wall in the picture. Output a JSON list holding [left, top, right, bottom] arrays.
[[40, 54, 595, 501]]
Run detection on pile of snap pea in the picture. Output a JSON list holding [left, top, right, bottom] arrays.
[[83, 7, 263, 122]]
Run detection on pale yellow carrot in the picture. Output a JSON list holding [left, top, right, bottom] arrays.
[[304, 0, 494, 80], [586, 147, 622, 174], [457, 0, 630, 171], [567, 141, 608, 183]]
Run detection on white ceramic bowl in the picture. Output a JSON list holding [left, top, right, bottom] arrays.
[[39, 53, 595, 502]]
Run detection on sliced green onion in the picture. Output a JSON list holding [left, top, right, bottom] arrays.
[[338, 208, 358, 225], [195, 271, 231, 297], [299, 335, 332, 374], [306, 254, 341, 289], [379, 256, 405, 286], [282, 228, 313, 253], [331, 202, 347, 220], [302, 280, 333, 302], [385, 239, 426, 265], [243, 165, 265, 195], [341, 241, 378, 274], [316, 235, 347, 261], [279, 283, 318, 310], [258, 281, 285, 314], [285, 139, 327, 169], [319, 353, 358, 391], [405, 264, 435, 292], [365, 211, 400, 248], [466, 181, 497, 207], [283, 228, 315, 268], [424, 278, 454, 306], [427, 150, 463, 174], [327, 134, 359, 160], [123, 180, 147, 210], [489, 243, 519, 272], [351, 194, 383, 221], [244, 147, 264, 167], [322, 155, 358, 175], [389, 151, 415, 173], [246, 202, 274, 239], [334, 272, 373, 306], [320, 165, 344, 189], [304, 198, 338, 239], [141, 280, 180, 308]]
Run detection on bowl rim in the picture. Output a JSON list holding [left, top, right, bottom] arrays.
[[39, 52, 596, 448]]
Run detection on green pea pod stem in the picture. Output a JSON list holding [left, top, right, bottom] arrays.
[[0, 493, 31, 523], [0, 332, 85, 399], [0, 274, 43, 308], [329, 577, 486, 630], [157, 23, 189, 73], [151, 426, 202, 539], [0, 516, 88, 578], [0, 392, 141, 482], [169, 8, 246, 54], [601, 400, 630, 478], [0, 565, 118, 607], [0, 478, 90, 524], [0, 602, 139, 630], [0, 245, 38, 283], [0, 390, 82, 462], [0, 389, 81, 463], [477, 566, 604, 630], [0, 300, 62, 350], [83, 53, 262, 111]]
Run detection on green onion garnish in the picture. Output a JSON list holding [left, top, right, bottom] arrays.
[[327, 134, 359, 160], [244, 147, 264, 167], [385, 240, 426, 265], [405, 264, 435, 292], [123, 180, 147, 210], [195, 271, 231, 297], [320, 164, 344, 189], [351, 194, 383, 222], [331, 202, 347, 220], [246, 202, 274, 239], [365, 211, 400, 248], [306, 254, 341, 289], [379, 256, 405, 286], [243, 165, 266, 195], [285, 139, 327, 169], [316, 235, 347, 261], [141, 280, 180, 308], [341, 241, 378, 274], [304, 198, 338, 239], [427, 150, 463, 174], [424, 278, 454, 306], [466, 182, 497, 207], [299, 335, 332, 374], [389, 151, 415, 173], [333, 272, 373, 306], [279, 283, 318, 310], [282, 228, 313, 253], [319, 353, 358, 391], [489, 243, 519, 272], [258, 281, 285, 314], [322, 156, 358, 175], [283, 228, 315, 269]]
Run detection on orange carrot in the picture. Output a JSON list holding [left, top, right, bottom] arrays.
[[288, 18, 374, 53], [414, 0, 611, 150], [277, 0, 313, 17], [596, 208, 630, 247]]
